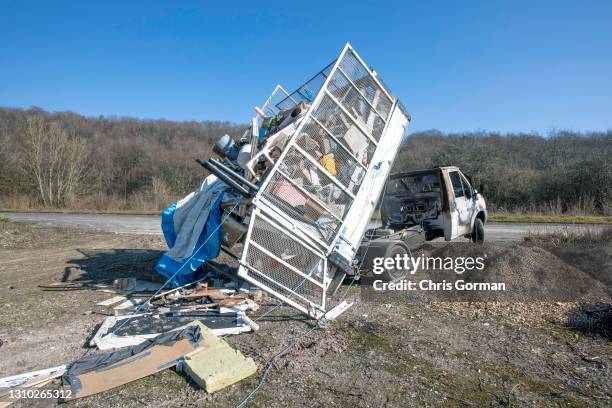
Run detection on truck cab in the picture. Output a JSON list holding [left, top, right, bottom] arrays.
[[381, 166, 487, 243]]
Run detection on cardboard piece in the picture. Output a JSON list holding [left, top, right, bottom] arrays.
[[66, 327, 202, 399], [183, 324, 257, 393]]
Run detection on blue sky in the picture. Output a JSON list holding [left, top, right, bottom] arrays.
[[1, 1, 610, 134]]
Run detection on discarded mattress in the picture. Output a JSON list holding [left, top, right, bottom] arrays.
[[156, 175, 226, 286], [64, 326, 203, 399]]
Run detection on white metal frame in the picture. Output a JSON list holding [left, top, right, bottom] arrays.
[[238, 207, 327, 316], [238, 43, 408, 317]]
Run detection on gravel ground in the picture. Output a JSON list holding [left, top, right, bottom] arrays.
[[0, 222, 610, 407]]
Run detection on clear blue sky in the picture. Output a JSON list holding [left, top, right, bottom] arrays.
[[1, 1, 610, 134]]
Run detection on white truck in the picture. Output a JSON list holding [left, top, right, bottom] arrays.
[[357, 166, 487, 281], [382, 166, 487, 243]]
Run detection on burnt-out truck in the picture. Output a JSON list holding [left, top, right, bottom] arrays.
[[356, 166, 487, 280]]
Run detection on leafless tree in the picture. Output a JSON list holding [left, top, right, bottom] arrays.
[[23, 116, 89, 207]]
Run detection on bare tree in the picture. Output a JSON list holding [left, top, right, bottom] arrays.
[[23, 116, 89, 207]]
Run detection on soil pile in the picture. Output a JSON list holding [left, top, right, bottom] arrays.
[[418, 243, 611, 302]]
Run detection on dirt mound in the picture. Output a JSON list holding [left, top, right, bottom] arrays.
[[414, 242, 610, 302]]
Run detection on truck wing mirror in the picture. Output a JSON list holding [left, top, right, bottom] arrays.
[[479, 183, 486, 195]]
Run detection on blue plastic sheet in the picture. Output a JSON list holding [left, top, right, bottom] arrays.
[[155, 193, 223, 287]]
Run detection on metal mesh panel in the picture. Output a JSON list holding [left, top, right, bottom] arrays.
[[295, 118, 366, 195], [244, 215, 325, 308], [277, 147, 353, 220], [327, 70, 386, 141], [339, 50, 393, 120], [244, 262, 323, 309], [262, 171, 340, 243], [249, 216, 325, 284], [276, 61, 335, 111], [312, 95, 376, 167]]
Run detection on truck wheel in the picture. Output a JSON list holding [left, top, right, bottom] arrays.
[[471, 218, 485, 244], [382, 243, 409, 282]]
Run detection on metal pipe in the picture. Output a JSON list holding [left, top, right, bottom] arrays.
[[209, 159, 260, 192], [196, 158, 252, 197]]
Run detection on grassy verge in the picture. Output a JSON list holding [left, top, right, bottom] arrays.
[[371, 211, 610, 224], [489, 214, 612, 224], [0, 216, 10, 223], [2, 208, 611, 224], [0, 208, 159, 216]]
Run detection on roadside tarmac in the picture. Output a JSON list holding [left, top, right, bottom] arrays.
[[2, 212, 607, 242]]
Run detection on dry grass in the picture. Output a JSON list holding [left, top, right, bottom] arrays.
[[490, 214, 612, 224], [525, 225, 612, 246], [0, 207, 159, 216]]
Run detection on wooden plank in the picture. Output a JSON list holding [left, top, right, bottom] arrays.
[[96, 295, 127, 307]]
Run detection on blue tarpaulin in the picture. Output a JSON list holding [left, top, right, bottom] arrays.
[[155, 192, 224, 287]]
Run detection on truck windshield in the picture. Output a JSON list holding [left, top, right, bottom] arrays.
[[387, 172, 440, 196]]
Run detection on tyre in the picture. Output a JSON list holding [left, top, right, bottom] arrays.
[[471, 218, 485, 244], [382, 243, 409, 282]]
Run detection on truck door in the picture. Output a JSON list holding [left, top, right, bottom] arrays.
[[448, 170, 472, 238], [459, 172, 476, 228]]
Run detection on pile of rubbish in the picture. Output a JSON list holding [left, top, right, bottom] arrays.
[[0, 263, 264, 402], [157, 42, 409, 320], [0, 42, 410, 403]]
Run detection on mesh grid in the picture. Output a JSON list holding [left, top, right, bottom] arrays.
[[249, 216, 325, 284], [339, 50, 393, 120], [262, 172, 340, 243], [327, 70, 386, 141], [313, 95, 376, 167], [276, 64, 332, 111], [295, 118, 366, 195], [245, 263, 323, 309], [277, 147, 353, 220], [244, 215, 325, 308]]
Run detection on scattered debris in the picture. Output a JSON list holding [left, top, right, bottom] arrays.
[[91, 311, 251, 350], [113, 297, 146, 316], [0, 365, 67, 389], [112, 277, 137, 291], [96, 295, 127, 307], [0, 367, 65, 408], [324, 301, 353, 321]]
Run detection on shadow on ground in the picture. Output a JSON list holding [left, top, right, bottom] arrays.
[[566, 303, 612, 339], [63, 248, 165, 284]]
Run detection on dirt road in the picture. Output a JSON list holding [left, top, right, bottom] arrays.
[[1, 212, 607, 242]]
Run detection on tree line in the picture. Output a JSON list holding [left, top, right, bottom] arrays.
[[0, 106, 609, 214], [0, 107, 245, 211], [394, 130, 611, 215]]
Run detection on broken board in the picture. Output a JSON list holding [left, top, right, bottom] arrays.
[[66, 336, 200, 399]]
